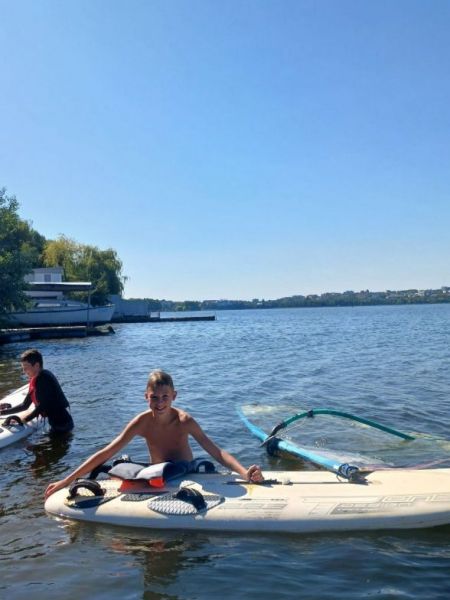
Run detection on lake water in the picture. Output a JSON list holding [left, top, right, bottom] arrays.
[[1, 305, 450, 599]]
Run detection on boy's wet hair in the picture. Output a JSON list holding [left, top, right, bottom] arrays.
[[21, 349, 43, 368], [147, 370, 174, 390]]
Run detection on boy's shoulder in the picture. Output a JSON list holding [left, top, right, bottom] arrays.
[[172, 406, 193, 423], [37, 369, 51, 379], [135, 407, 194, 423]]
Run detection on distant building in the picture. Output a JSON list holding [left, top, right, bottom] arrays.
[[416, 290, 433, 298], [24, 267, 64, 299]]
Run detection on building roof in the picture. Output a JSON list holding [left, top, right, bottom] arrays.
[[27, 282, 92, 292]]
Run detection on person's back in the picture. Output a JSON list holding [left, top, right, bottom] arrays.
[[34, 368, 72, 431]]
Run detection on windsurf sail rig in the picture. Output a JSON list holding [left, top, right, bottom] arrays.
[[264, 408, 415, 443], [237, 406, 369, 483], [239, 404, 450, 479]]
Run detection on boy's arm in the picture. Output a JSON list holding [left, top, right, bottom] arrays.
[[44, 414, 145, 499], [0, 393, 32, 415], [22, 402, 42, 423], [188, 418, 264, 483], [28, 373, 59, 421]]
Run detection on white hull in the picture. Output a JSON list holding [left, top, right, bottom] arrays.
[[0, 384, 28, 413], [10, 303, 115, 326], [0, 420, 38, 449], [0, 385, 38, 449], [45, 468, 450, 533]]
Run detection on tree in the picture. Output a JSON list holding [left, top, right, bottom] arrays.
[[146, 298, 162, 312], [0, 188, 35, 323], [43, 235, 127, 305], [174, 300, 201, 312]]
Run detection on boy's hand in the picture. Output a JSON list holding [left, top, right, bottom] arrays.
[[247, 464, 264, 483], [45, 480, 67, 500]]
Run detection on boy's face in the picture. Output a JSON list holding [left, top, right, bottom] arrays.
[[145, 384, 177, 416], [21, 360, 41, 379]]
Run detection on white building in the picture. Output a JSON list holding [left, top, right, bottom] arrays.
[[24, 267, 64, 299]]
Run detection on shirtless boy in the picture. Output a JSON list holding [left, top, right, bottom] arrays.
[[45, 370, 263, 499]]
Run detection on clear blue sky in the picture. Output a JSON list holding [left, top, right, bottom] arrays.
[[1, 1, 449, 301]]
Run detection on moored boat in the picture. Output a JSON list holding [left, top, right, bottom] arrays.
[[9, 300, 115, 327]]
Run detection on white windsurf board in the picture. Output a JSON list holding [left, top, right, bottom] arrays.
[[45, 468, 450, 533], [0, 384, 37, 449]]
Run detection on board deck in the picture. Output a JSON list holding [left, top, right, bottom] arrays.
[[45, 468, 450, 533], [0, 384, 37, 449], [0, 384, 29, 416]]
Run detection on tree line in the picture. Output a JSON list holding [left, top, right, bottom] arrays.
[[133, 291, 450, 313], [0, 188, 126, 325], [2, 187, 448, 325]]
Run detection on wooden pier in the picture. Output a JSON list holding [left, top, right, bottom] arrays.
[[0, 314, 215, 345], [0, 325, 115, 345], [111, 314, 216, 324]]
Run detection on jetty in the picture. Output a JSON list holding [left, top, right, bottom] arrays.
[[111, 313, 216, 324], [0, 325, 115, 345], [0, 314, 215, 345], [0, 312, 215, 345]]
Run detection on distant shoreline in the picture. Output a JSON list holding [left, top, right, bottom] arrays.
[[140, 289, 450, 312]]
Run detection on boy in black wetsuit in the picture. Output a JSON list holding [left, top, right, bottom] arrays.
[[0, 349, 74, 434]]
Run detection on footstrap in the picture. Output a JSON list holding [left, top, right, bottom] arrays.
[[3, 415, 23, 427], [174, 487, 207, 511], [68, 479, 105, 499]]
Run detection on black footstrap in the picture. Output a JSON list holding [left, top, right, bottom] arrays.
[[88, 463, 113, 480], [193, 459, 216, 474], [175, 487, 207, 512], [68, 479, 105, 498], [3, 415, 23, 427]]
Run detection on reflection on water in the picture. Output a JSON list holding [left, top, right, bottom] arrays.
[[51, 520, 215, 599], [1, 306, 450, 599], [42, 519, 450, 600], [24, 433, 73, 480]]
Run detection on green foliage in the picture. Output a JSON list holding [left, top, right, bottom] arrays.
[[15, 221, 47, 267], [0, 188, 36, 324], [0, 187, 128, 323], [173, 301, 201, 312], [43, 235, 127, 306], [146, 298, 162, 312]]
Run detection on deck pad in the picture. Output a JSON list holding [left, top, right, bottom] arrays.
[[148, 486, 224, 515]]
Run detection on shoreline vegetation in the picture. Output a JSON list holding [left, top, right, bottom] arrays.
[[2, 189, 449, 319], [1, 188, 126, 326], [141, 287, 450, 312]]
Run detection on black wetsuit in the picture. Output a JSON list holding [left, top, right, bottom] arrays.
[[1, 370, 74, 434]]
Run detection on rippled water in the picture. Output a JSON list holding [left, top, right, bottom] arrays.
[[1, 305, 450, 599]]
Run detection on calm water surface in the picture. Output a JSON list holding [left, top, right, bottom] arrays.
[[1, 305, 450, 599]]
